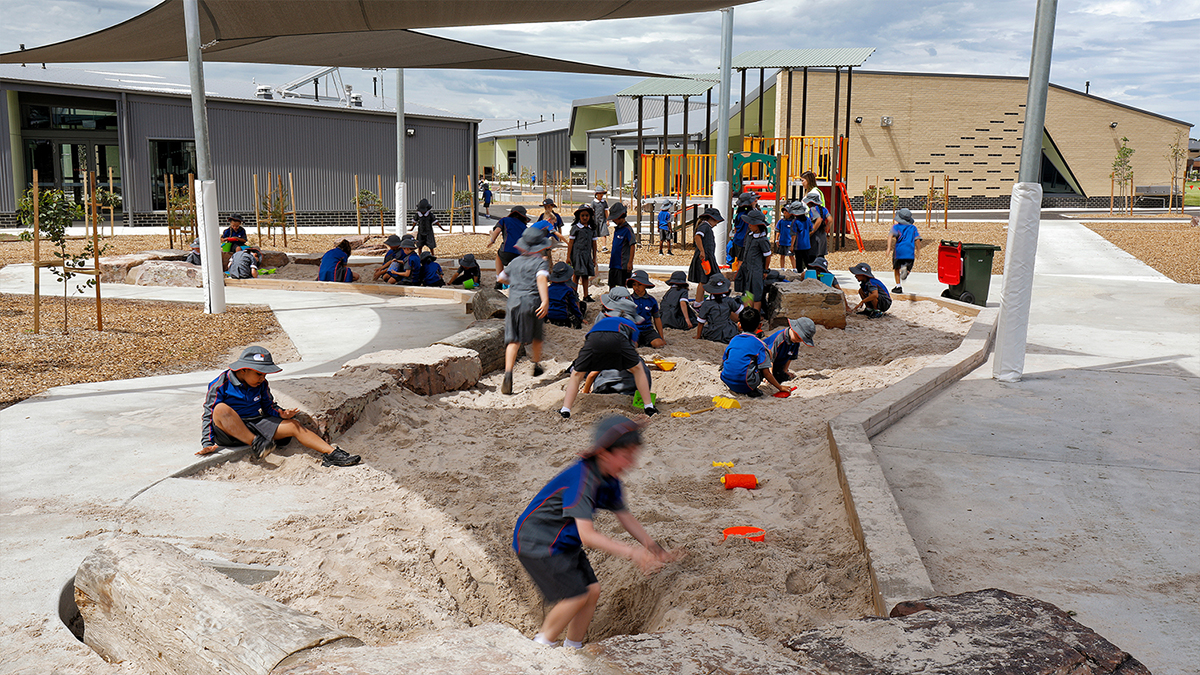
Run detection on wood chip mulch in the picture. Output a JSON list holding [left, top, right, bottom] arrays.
[[1083, 221, 1200, 284]]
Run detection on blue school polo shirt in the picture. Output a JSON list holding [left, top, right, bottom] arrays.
[[513, 457, 625, 558], [547, 282, 581, 322], [589, 314, 640, 344], [777, 217, 794, 248], [630, 292, 660, 325], [890, 222, 921, 259], [496, 216, 526, 254], [610, 223, 634, 269], [720, 333, 771, 393], [201, 370, 282, 446], [793, 214, 811, 250]]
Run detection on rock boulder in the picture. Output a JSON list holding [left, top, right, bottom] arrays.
[[258, 250, 289, 269], [338, 345, 482, 396], [770, 277, 847, 329], [783, 589, 1150, 675], [471, 285, 508, 321], [126, 260, 204, 287], [435, 320, 512, 375]]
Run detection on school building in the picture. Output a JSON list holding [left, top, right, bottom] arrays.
[[0, 65, 479, 229]]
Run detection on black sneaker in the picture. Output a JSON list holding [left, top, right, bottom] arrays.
[[643, 406, 659, 417], [494, 282, 504, 290], [322, 446, 361, 467], [250, 434, 275, 460], [868, 309, 884, 319], [559, 409, 571, 419], [501, 371, 514, 395], [583, 295, 595, 302], [892, 286, 903, 294], [532, 363, 544, 377]]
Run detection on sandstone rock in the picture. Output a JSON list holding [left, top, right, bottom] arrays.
[[258, 249, 289, 269], [783, 589, 1150, 675], [436, 320, 511, 375], [271, 375, 395, 441], [139, 249, 189, 261], [592, 625, 821, 674], [472, 285, 508, 321], [97, 253, 158, 283], [292, 253, 324, 265], [338, 345, 481, 396], [126, 260, 204, 287], [771, 277, 847, 329]]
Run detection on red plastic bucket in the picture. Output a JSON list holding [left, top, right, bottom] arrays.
[[723, 526, 766, 542], [722, 474, 758, 490]]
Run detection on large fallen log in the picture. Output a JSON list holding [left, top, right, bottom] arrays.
[[75, 537, 356, 675], [435, 320, 513, 375]]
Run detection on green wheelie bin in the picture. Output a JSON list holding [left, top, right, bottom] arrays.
[[938, 240, 1001, 306]]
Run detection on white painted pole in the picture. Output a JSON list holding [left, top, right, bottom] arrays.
[[395, 68, 408, 237], [713, 6, 734, 262], [994, 0, 1058, 383], [184, 0, 224, 313]]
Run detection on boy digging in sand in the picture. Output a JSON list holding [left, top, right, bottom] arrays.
[[513, 415, 683, 649], [200, 346, 360, 467]]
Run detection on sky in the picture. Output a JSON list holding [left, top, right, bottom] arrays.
[[1, 0, 1196, 128]]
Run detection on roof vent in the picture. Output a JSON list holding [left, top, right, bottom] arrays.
[[256, 85, 273, 100], [350, 93, 363, 107]]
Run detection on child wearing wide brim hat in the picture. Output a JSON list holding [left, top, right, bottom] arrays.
[[762, 316, 817, 384], [412, 197, 446, 254], [657, 200, 674, 255], [513, 415, 682, 649], [849, 262, 892, 318], [373, 233, 404, 280], [450, 253, 482, 287], [687, 206, 723, 300], [199, 346, 361, 467], [487, 205, 532, 288], [626, 270, 665, 348], [591, 188, 610, 253], [536, 198, 565, 245], [382, 236, 423, 285], [547, 261, 583, 329], [660, 270, 698, 330], [568, 203, 598, 301], [695, 274, 742, 343], [558, 293, 657, 420], [496, 227, 554, 394]]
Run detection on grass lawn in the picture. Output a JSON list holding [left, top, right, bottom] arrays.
[[1185, 180, 1199, 207]]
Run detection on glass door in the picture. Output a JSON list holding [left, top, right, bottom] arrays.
[[24, 140, 56, 193], [94, 144, 122, 209], [59, 142, 90, 205]]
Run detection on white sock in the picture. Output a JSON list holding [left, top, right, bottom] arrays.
[[560, 406, 570, 414], [563, 638, 584, 649], [533, 633, 556, 646]]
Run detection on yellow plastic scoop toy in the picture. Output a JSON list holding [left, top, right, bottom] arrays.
[[671, 396, 741, 418]]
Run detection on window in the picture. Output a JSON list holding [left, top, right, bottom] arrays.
[[570, 151, 587, 168], [149, 140, 197, 210], [22, 104, 117, 131]]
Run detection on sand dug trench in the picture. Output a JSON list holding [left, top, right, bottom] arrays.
[[190, 299, 971, 659]]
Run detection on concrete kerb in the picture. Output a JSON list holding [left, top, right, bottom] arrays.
[[827, 296, 999, 616]]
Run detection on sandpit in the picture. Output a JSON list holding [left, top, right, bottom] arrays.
[[179, 298, 973, 662]]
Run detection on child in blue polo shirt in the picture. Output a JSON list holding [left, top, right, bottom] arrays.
[[199, 346, 360, 466], [382, 236, 422, 285], [608, 203, 635, 289], [488, 205, 531, 289], [719, 309, 790, 397], [763, 317, 816, 383], [559, 296, 658, 419], [220, 214, 248, 252], [547, 262, 583, 328], [849, 262, 892, 318], [774, 202, 795, 271], [627, 270, 665, 348], [513, 416, 681, 649], [791, 201, 812, 271], [888, 208, 923, 294], [657, 201, 673, 255], [420, 252, 445, 287]]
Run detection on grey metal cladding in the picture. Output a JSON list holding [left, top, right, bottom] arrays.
[[537, 128, 569, 180], [0, 90, 13, 212]]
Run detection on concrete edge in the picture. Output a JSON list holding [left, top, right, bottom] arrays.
[[170, 446, 252, 478], [223, 277, 474, 310], [827, 299, 999, 616]]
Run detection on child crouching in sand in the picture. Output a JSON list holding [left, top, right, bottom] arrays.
[[513, 416, 683, 649]]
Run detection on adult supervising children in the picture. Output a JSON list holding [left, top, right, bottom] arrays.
[[513, 416, 682, 649], [607, 203, 635, 290], [888, 208, 922, 294], [199, 346, 361, 467], [488, 205, 531, 289], [687, 207, 722, 301], [498, 227, 553, 395]]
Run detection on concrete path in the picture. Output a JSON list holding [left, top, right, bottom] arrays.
[[872, 220, 1200, 675], [0, 265, 473, 653]]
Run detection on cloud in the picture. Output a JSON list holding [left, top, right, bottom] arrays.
[[0, 0, 1194, 125]]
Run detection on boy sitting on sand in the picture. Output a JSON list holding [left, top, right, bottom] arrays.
[[449, 254, 481, 287], [849, 262, 892, 319], [547, 261, 583, 328], [200, 346, 360, 467], [627, 270, 665, 348], [382, 236, 422, 285], [513, 415, 682, 649], [719, 309, 791, 397], [420, 251, 445, 287], [694, 274, 742, 343], [763, 317, 816, 382], [559, 296, 658, 419]]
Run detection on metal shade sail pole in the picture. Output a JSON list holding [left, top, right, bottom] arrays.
[[994, 0, 1058, 383], [396, 68, 407, 236], [184, 0, 224, 314], [713, 6, 734, 260]]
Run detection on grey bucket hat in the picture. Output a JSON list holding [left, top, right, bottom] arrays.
[[700, 206, 724, 223], [704, 274, 731, 295], [516, 226, 554, 254], [458, 253, 478, 268], [666, 270, 689, 286], [744, 209, 768, 226], [789, 201, 808, 216], [574, 203, 594, 218], [606, 297, 645, 323], [509, 204, 530, 222], [549, 261, 574, 283], [807, 256, 830, 272], [627, 269, 656, 288], [593, 186, 608, 194], [608, 202, 628, 221], [384, 233, 403, 247], [895, 207, 915, 224], [582, 414, 644, 457], [601, 286, 631, 309], [189, 238, 200, 248], [788, 317, 817, 346], [849, 262, 874, 278], [397, 235, 418, 249], [737, 191, 758, 204], [229, 346, 283, 374]]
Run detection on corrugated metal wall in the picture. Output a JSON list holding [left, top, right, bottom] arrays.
[[537, 128, 569, 181], [124, 94, 473, 213], [587, 134, 618, 187], [0, 90, 14, 212], [515, 136, 538, 177]]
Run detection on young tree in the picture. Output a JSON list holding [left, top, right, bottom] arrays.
[[16, 188, 104, 333], [1112, 137, 1135, 214], [1165, 131, 1186, 213]]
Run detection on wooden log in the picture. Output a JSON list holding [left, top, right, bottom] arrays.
[[75, 537, 356, 675], [435, 320, 511, 375], [470, 285, 508, 321]]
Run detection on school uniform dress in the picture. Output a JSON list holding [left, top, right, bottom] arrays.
[[630, 293, 662, 346], [696, 296, 741, 343], [660, 285, 697, 330], [738, 232, 771, 302], [201, 370, 291, 449], [608, 223, 635, 288], [513, 457, 625, 601], [572, 315, 641, 374], [720, 333, 772, 394], [547, 282, 583, 327], [591, 199, 609, 238], [503, 253, 550, 345], [687, 221, 717, 285], [415, 211, 439, 250], [185, 251, 201, 266], [494, 216, 526, 265], [569, 223, 596, 277], [317, 247, 354, 283]]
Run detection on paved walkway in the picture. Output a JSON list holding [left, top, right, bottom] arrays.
[[0, 266, 472, 640], [873, 221, 1199, 675]]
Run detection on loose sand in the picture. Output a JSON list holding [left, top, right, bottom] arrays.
[[187, 298, 972, 660]]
